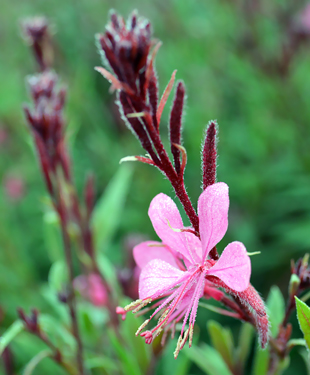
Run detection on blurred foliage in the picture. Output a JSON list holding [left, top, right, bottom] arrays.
[[1, 0, 310, 374]]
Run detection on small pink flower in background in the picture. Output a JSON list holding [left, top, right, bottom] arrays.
[[0, 127, 8, 146], [299, 3, 310, 32], [74, 274, 108, 307], [118, 182, 251, 357], [3, 174, 25, 201]]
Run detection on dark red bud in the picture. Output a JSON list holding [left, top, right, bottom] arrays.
[[202, 121, 218, 190], [169, 81, 185, 174]]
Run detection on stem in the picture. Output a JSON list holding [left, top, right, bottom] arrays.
[[130, 98, 200, 234], [173, 177, 199, 234], [37, 333, 77, 375], [69, 188, 119, 328], [58, 196, 84, 375]]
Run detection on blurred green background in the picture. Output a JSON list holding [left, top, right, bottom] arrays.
[[1, 0, 310, 373]]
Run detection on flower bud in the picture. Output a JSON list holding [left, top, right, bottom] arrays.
[[288, 274, 300, 297]]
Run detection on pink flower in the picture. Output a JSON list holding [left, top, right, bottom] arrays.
[[74, 274, 108, 307], [119, 182, 251, 357], [299, 3, 310, 32], [3, 174, 25, 201]]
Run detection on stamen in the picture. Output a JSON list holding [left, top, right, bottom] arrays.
[[189, 324, 194, 347], [171, 320, 176, 339], [132, 298, 152, 313], [161, 327, 169, 346], [124, 299, 142, 312], [158, 308, 169, 323], [135, 319, 150, 336], [180, 328, 190, 350], [173, 333, 183, 359], [174, 328, 189, 359]]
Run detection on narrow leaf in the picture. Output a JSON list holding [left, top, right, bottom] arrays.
[[299, 349, 310, 375], [266, 286, 285, 337], [252, 346, 269, 375], [207, 321, 234, 371], [236, 323, 254, 370], [23, 350, 51, 375], [156, 70, 177, 125], [0, 320, 24, 355], [295, 296, 310, 351], [92, 164, 133, 251], [85, 356, 119, 372], [95, 66, 134, 95], [183, 344, 233, 375], [97, 254, 122, 299], [48, 260, 67, 292], [287, 338, 307, 351], [107, 328, 143, 375]]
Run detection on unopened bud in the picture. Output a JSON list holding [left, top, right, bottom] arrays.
[[302, 253, 309, 268], [289, 274, 300, 296]]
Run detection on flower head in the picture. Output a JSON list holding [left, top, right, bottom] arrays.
[[118, 182, 251, 357]]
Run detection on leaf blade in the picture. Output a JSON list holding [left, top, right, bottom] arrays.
[[0, 320, 24, 355], [295, 296, 310, 351], [92, 164, 133, 252]]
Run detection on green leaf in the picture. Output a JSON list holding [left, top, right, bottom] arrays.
[[41, 285, 68, 323], [236, 323, 254, 370], [160, 337, 193, 375], [287, 338, 307, 351], [48, 260, 67, 293], [252, 346, 269, 375], [119, 308, 151, 372], [266, 286, 285, 337], [299, 348, 310, 375], [207, 320, 234, 371], [92, 164, 133, 252], [23, 350, 51, 375], [183, 344, 233, 375], [0, 320, 24, 355], [295, 296, 310, 351], [43, 208, 63, 263], [85, 356, 119, 372], [107, 328, 143, 375], [97, 253, 122, 299], [272, 357, 290, 375], [39, 314, 76, 352]]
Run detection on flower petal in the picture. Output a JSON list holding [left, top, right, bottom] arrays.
[[139, 259, 187, 299], [198, 182, 229, 261], [148, 193, 199, 263], [206, 241, 251, 292], [133, 241, 178, 269]]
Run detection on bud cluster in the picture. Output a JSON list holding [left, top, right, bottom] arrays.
[[24, 72, 70, 191], [21, 16, 51, 72], [96, 11, 221, 242]]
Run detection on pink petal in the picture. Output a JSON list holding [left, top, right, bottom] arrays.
[[133, 241, 178, 269], [139, 259, 187, 299], [198, 182, 229, 261], [206, 241, 251, 292], [184, 228, 203, 262], [148, 193, 200, 263]]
